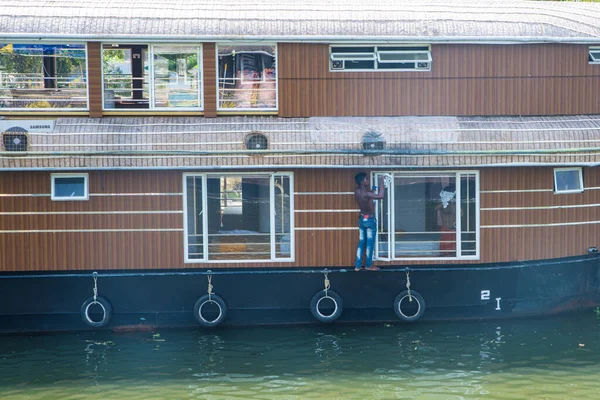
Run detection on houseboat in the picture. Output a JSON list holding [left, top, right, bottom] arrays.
[[1, 0, 600, 332]]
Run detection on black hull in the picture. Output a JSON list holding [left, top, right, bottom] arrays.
[[1, 255, 599, 333]]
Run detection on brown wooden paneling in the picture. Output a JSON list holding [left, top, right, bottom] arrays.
[[203, 43, 217, 117], [278, 43, 600, 117], [479, 167, 600, 262], [2, 167, 600, 272], [87, 42, 103, 117]]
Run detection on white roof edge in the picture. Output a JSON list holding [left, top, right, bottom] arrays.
[[2, 34, 600, 45], [2, 162, 599, 172]]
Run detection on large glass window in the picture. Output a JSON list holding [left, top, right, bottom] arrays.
[[375, 171, 479, 260], [217, 45, 277, 110], [184, 173, 293, 262], [0, 43, 87, 110], [103, 44, 202, 110]]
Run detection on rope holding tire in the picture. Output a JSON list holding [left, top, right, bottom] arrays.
[[194, 273, 227, 327], [81, 272, 112, 328], [310, 272, 343, 323], [393, 290, 425, 322]]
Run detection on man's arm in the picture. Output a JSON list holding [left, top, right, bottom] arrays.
[[370, 176, 386, 200]]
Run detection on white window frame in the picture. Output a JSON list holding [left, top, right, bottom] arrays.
[[182, 172, 294, 263], [0, 41, 89, 111], [329, 45, 432, 72], [215, 43, 278, 112], [589, 47, 600, 64], [554, 167, 584, 194], [101, 43, 203, 111], [373, 170, 480, 261], [51, 173, 89, 201]]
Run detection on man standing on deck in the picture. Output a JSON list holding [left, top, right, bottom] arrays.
[[354, 172, 385, 271]]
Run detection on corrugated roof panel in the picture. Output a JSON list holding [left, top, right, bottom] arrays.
[[2, 115, 600, 169], [0, 0, 599, 42]]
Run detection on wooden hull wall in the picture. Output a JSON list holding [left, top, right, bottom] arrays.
[[278, 43, 600, 117], [1, 167, 600, 272]]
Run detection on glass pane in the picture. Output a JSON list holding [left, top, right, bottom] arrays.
[[393, 174, 456, 258], [555, 169, 582, 192], [460, 174, 477, 257], [343, 60, 375, 70], [186, 176, 204, 260], [153, 46, 200, 108], [54, 177, 85, 198], [103, 45, 149, 109], [331, 53, 375, 61], [207, 175, 271, 260], [218, 45, 276, 109], [274, 175, 292, 258], [378, 52, 429, 62], [0, 44, 87, 109]]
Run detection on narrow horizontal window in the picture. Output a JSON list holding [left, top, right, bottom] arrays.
[[330, 45, 431, 72], [51, 173, 89, 201], [217, 44, 277, 111], [0, 43, 88, 110], [184, 172, 293, 262], [589, 47, 600, 64], [102, 44, 203, 111], [554, 168, 583, 194]]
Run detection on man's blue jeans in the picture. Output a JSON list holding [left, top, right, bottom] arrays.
[[355, 216, 376, 269]]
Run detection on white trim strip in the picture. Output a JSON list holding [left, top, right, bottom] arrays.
[[294, 192, 354, 195], [90, 193, 182, 197], [480, 189, 554, 193], [295, 209, 359, 213], [482, 203, 600, 211], [0, 229, 183, 233], [483, 220, 600, 228], [473, 186, 600, 195], [0, 211, 182, 215], [296, 227, 357, 230], [0, 192, 182, 197], [0, 193, 50, 197]]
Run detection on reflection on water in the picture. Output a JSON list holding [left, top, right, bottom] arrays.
[[0, 314, 599, 399]]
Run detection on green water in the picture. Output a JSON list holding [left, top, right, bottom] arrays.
[[1, 315, 599, 399]]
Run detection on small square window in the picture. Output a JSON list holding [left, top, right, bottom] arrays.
[[51, 174, 89, 201], [554, 168, 583, 194]]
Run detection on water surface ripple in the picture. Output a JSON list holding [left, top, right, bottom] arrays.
[[1, 314, 599, 399]]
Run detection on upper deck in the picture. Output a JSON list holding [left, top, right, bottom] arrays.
[[0, 1, 599, 120]]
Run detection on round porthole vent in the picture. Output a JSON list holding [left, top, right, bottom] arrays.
[[362, 130, 385, 151], [245, 132, 269, 150]]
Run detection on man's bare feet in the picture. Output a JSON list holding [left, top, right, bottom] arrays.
[[365, 266, 380, 271], [354, 267, 363, 271]]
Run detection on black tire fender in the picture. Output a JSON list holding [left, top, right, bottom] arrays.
[[310, 289, 343, 323], [81, 296, 113, 328], [193, 294, 227, 327], [393, 290, 425, 322]]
